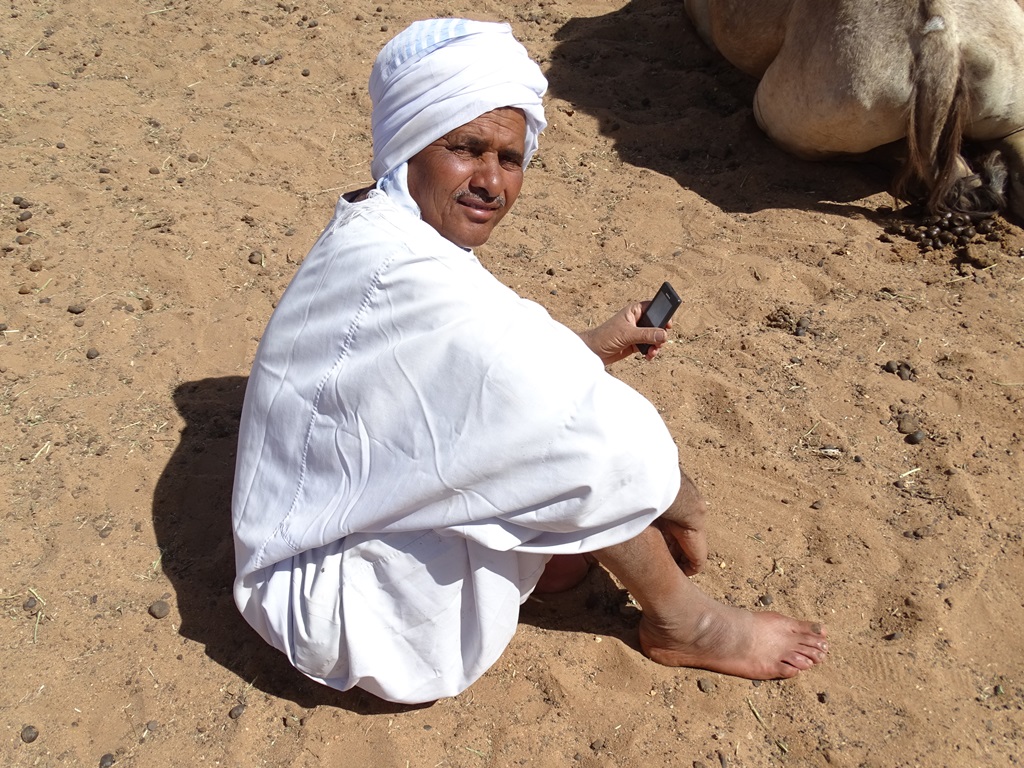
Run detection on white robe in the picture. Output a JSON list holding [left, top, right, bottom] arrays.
[[231, 190, 681, 703]]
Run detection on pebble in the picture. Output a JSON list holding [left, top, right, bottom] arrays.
[[149, 167, 160, 175], [884, 631, 903, 641], [590, 739, 606, 751], [99, 754, 115, 768], [905, 430, 927, 445], [229, 704, 246, 719], [248, 250, 263, 265], [302, 68, 310, 76], [68, 303, 86, 314], [148, 599, 170, 619], [817, 691, 830, 704], [146, 720, 159, 733], [757, 594, 773, 606], [86, 348, 100, 360], [21, 724, 39, 743], [896, 413, 919, 434], [18, 210, 33, 221], [23, 596, 38, 612], [697, 677, 717, 693], [28, 260, 43, 272], [810, 499, 824, 510]]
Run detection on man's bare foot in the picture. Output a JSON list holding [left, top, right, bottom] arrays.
[[639, 585, 828, 679], [535, 554, 592, 593]]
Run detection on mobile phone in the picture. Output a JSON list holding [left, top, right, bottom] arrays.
[[636, 281, 681, 355]]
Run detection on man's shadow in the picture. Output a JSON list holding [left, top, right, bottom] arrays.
[[544, 0, 894, 218], [155, 377, 641, 710]]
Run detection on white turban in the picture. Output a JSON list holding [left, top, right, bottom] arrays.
[[369, 18, 548, 181]]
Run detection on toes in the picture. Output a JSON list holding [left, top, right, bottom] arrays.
[[781, 650, 817, 671]]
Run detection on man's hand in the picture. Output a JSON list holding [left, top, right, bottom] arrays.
[[655, 470, 708, 576], [577, 301, 670, 365]]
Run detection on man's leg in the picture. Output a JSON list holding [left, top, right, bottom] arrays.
[[535, 554, 592, 593], [593, 473, 828, 679]]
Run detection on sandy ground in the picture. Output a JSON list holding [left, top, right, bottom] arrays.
[[3, 0, 1024, 766]]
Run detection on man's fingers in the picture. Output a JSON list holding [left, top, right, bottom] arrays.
[[658, 519, 708, 575]]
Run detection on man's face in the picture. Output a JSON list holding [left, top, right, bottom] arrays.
[[407, 108, 527, 249]]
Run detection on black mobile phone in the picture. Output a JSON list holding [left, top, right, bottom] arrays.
[[636, 281, 681, 355]]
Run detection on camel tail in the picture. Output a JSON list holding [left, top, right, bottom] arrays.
[[893, 2, 968, 214]]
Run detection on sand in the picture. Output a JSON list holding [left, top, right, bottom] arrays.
[[3, 0, 1023, 765]]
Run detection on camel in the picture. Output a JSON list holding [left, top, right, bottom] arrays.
[[683, 0, 1024, 221]]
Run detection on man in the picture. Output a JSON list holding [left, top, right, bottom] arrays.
[[231, 18, 828, 705]]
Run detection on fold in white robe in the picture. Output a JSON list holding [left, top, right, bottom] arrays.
[[231, 190, 681, 703]]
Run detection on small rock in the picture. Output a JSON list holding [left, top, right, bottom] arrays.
[[757, 594, 773, 606], [149, 167, 160, 175], [896, 413, 919, 435], [187, 153, 200, 163], [590, 739, 606, 751], [810, 499, 824, 510], [697, 677, 717, 694], [248, 250, 263, 265], [229, 704, 246, 719], [86, 348, 100, 360], [141, 298, 154, 311], [23, 596, 38, 612], [145, 720, 159, 733], [817, 691, 830, 704], [148, 600, 170, 619], [18, 210, 33, 221], [68, 303, 86, 314], [99, 754, 115, 768], [884, 631, 903, 641], [905, 430, 927, 445], [21, 725, 39, 743]]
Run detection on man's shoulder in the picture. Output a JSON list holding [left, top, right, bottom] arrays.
[[327, 189, 430, 249]]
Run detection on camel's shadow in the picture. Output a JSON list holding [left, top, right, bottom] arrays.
[[545, 0, 894, 217]]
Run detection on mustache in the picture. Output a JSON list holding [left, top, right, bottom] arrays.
[[454, 189, 506, 208]]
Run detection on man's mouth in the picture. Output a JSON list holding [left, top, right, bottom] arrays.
[[455, 191, 505, 211]]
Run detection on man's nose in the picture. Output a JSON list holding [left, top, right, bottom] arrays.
[[468, 154, 502, 198]]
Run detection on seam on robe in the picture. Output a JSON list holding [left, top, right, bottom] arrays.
[[251, 204, 416, 570]]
